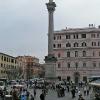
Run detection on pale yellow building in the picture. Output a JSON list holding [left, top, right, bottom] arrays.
[[0, 53, 18, 80]]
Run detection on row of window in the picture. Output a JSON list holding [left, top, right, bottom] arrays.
[[1, 70, 17, 74], [57, 76, 87, 82], [53, 41, 100, 48], [57, 51, 100, 58], [67, 51, 87, 57], [54, 33, 100, 40], [1, 70, 7, 74], [0, 56, 16, 63], [66, 42, 87, 47], [0, 63, 17, 69], [57, 62, 100, 68]]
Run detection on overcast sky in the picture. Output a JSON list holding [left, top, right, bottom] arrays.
[[0, 0, 100, 63]]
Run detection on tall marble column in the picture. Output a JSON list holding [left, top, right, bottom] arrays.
[[46, 0, 56, 55], [44, 0, 57, 80]]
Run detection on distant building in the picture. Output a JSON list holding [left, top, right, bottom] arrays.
[[16, 56, 26, 79], [0, 53, 18, 80], [32, 63, 45, 78], [53, 25, 100, 83], [16, 56, 44, 80]]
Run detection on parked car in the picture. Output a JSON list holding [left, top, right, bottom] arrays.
[[0, 81, 6, 91]]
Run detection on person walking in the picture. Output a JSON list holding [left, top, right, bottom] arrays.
[[61, 87, 65, 97], [30, 95, 34, 100], [40, 90, 45, 100], [78, 94, 85, 100], [12, 87, 19, 100], [20, 89, 27, 100], [0, 89, 4, 100], [67, 85, 69, 92], [26, 90, 30, 100], [78, 89, 81, 96], [71, 87, 76, 98], [34, 89, 36, 98], [83, 86, 87, 96], [86, 86, 89, 96]]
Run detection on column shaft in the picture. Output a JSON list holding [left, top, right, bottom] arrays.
[[48, 12, 54, 54]]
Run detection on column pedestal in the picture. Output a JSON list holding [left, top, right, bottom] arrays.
[[44, 54, 57, 81]]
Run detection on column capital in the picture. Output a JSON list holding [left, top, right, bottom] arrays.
[[49, 0, 53, 3], [44, 54, 57, 63], [46, 1, 56, 12]]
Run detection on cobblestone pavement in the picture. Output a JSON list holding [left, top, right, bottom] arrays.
[[6, 86, 93, 100], [29, 89, 92, 100]]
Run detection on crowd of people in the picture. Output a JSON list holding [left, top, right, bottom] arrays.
[[54, 81, 91, 100], [10, 85, 47, 100], [0, 81, 47, 100], [0, 80, 96, 100]]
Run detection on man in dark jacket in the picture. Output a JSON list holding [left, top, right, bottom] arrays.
[[40, 90, 45, 100], [71, 88, 76, 98]]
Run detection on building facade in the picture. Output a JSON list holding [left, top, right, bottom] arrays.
[[0, 53, 18, 80], [53, 25, 100, 83], [16, 56, 26, 79], [16, 56, 44, 80], [32, 63, 45, 78]]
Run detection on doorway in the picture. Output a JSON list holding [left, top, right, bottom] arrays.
[[74, 72, 80, 84]]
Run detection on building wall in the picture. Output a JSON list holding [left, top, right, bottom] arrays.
[[53, 27, 100, 82], [32, 64, 45, 78], [16, 56, 26, 79], [0, 53, 18, 80], [16, 56, 42, 80]]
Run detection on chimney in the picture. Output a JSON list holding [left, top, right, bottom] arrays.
[[89, 24, 94, 28]]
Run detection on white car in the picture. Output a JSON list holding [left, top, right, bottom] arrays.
[[0, 81, 6, 90]]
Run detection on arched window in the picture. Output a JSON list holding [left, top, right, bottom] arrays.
[[57, 35, 61, 40], [83, 62, 86, 67], [98, 42, 100, 46], [58, 63, 61, 68], [82, 42, 87, 47], [74, 42, 78, 47], [93, 62, 96, 67], [57, 44, 61, 48], [97, 33, 100, 38], [93, 51, 95, 56], [53, 44, 56, 48], [54, 36, 56, 40], [73, 34, 78, 39], [67, 51, 70, 57], [92, 42, 96, 46], [66, 43, 71, 47], [67, 63, 70, 68], [75, 62, 78, 69], [91, 34, 95, 38], [99, 52, 100, 56], [75, 51, 78, 57], [58, 53, 61, 58], [66, 35, 70, 39], [83, 51, 86, 57]]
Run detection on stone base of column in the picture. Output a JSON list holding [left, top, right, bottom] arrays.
[[44, 54, 57, 82]]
